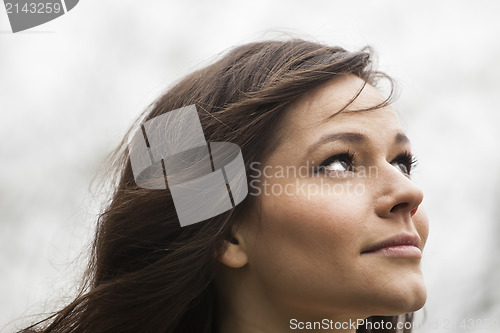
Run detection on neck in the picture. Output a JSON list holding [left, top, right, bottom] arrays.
[[216, 272, 361, 333]]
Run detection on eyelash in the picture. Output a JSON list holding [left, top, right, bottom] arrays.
[[316, 151, 418, 176], [392, 151, 418, 175], [317, 150, 356, 173]]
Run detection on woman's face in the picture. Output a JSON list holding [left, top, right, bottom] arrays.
[[235, 74, 429, 321]]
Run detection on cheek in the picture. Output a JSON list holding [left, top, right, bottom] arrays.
[[245, 178, 371, 309], [413, 208, 430, 248], [256, 180, 367, 258]]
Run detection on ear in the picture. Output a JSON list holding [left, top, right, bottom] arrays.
[[218, 233, 248, 268]]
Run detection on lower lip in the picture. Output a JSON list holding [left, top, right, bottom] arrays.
[[362, 245, 422, 258]]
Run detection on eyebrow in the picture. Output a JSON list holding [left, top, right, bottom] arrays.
[[307, 131, 410, 154]]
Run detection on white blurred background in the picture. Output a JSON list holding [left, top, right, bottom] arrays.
[[1, 0, 499, 332]]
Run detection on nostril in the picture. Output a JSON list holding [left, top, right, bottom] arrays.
[[390, 202, 408, 213]]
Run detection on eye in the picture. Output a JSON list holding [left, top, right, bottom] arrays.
[[317, 152, 355, 174], [391, 152, 418, 176]]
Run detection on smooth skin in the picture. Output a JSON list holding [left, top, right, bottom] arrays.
[[215, 75, 429, 333]]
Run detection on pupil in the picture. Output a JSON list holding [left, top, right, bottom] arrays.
[[399, 162, 408, 174]]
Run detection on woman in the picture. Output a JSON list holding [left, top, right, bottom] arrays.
[[22, 38, 428, 333]]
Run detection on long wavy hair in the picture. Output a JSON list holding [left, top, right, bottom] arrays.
[[21, 38, 414, 333]]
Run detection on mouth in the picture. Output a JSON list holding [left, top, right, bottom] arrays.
[[361, 233, 422, 258]]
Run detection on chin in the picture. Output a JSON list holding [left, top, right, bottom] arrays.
[[376, 275, 427, 315]]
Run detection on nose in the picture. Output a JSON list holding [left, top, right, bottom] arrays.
[[374, 164, 424, 219]]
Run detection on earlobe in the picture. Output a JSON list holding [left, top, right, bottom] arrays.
[[218, 235, 248, 268]]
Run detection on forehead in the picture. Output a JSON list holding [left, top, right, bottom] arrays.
[[276, 74, 402, 142]]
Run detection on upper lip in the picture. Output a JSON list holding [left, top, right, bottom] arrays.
[[361, 233, 421, 254]]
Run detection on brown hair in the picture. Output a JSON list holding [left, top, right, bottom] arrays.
[[21, 38, 414, 333]]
